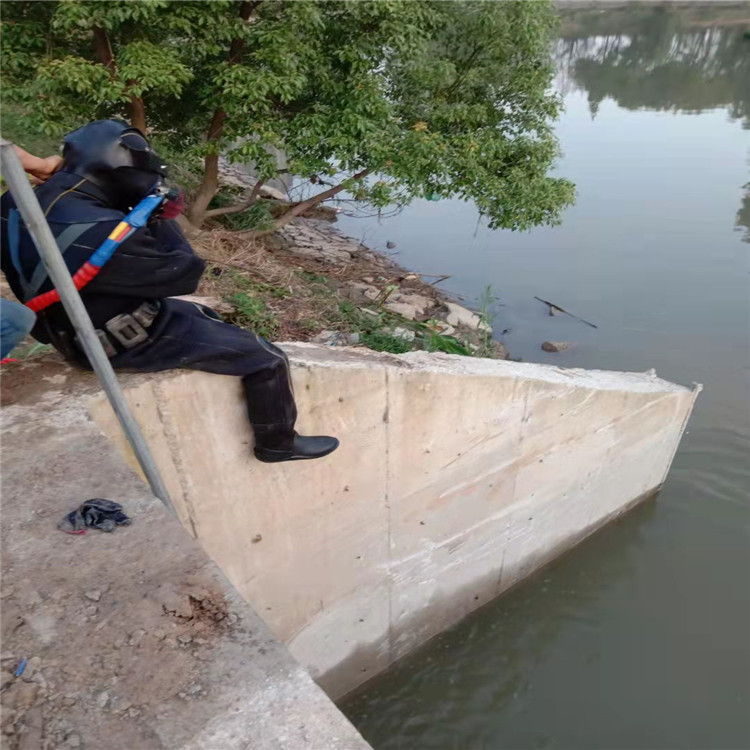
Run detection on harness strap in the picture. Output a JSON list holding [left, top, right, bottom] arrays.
[[7, 209, 96, 302], [26, 222, 97, 298]]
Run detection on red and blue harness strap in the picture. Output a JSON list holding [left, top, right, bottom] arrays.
[[25, 193, 165, 313]]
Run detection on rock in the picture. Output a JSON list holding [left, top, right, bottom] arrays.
[[62, 694, 78, 707], [84, 590, 101, 603], [85, 606, 98, 617], [385, 327, 416, 342], [348, 283, 380, 302], [128, 629, 146, 647], [195, 648, 212, 662], [127, 707, 141, 719], [311, 330, 337, 345], [384, 302, 419, 320], [111, 697, 132, 713], [444, 302, 491, 333], [171, 295, 236, 316], [96, 691, 110, 709], [541, 341, 571, 353], [66, 734, 82, 748], [344, 332, 360, 346], [177, 635, 192, 645], [186, 683, 203, 696], [362, 277, 374, 284], [359, 308, 380, 321], [386, 240, 397, 249], [22, 657, 41, 681], [390, 292, 434, 313]]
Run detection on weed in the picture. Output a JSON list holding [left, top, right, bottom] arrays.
[[298, 270, 330, 285], [227, 292, 279, 339], [361, 332, 413, 354]]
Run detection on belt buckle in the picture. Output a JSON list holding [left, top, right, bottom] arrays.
[[105, 313, 148, 349]]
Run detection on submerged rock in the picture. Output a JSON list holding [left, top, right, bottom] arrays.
[[541, 341, 572, 353]]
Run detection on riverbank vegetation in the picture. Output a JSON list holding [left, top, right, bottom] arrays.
[[2, 0, 574, 232]]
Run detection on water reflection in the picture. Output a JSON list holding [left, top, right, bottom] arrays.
[[556, 7, 750, 127]]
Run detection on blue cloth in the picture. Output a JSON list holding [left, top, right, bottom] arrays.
[[0, 298, 36, 358]]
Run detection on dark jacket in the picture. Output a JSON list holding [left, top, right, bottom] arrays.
[[0, 171, 205, 341]]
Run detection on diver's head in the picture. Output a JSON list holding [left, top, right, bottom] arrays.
[[62, 120, 168, 210]]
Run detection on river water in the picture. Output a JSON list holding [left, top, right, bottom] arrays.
[[336, 6, 750, 749]]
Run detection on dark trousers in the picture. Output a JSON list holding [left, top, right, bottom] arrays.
[[82, 299, 297, 441]]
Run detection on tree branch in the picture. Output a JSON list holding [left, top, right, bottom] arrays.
[[240, 169, 370, 237], [204, 179, 266, 218]]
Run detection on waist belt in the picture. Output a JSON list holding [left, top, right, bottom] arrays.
[[78, 300, 162, 358]]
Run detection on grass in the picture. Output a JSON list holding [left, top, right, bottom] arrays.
[[226, 291, 279, 340]]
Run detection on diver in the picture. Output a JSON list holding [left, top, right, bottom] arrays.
[[0, 120, 339, 463]]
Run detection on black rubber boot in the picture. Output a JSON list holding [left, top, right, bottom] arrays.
[[242, 355, 339, 464], [254, 432, 340, 463]]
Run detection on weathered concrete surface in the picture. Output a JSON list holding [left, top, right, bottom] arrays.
[[89, 345, 700, 699], [0, 359, 370, 749]]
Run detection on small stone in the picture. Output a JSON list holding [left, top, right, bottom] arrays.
[[177, 635, 192, 645], [195, 638, 207, 645], [127, 707, 141, 719], [0, 653, 15, 664], [226, 613, 239, 625], [128, 630, 146, 647], [195, 648, 212, 662], [386, 240, 397, 249], [62, 694, 78, 707], [113, 638, 126, 650], [186, 683, 203, 696], [111, 697, 132, 713], [85, 606, 98, 617], [362, 277, 374, 284], [84, 590, 101, 603], [96, 691, 110, 709], [66, 734, 82, 748], [251, 534, 262, 544], [22, 657, 41, 681], [541, 341, 571, 353]]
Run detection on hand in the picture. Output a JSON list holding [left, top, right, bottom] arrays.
[[26, 155, 63, 185]]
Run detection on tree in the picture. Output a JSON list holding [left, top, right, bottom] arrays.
[[2, 0, 574, 232]]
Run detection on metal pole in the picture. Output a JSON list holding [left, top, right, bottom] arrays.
[[0, 139, 174, 513]]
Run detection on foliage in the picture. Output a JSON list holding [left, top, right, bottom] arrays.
[[360, 331, 413, 355], [227, 291, 278, 339], [2, 0, 573, 230]]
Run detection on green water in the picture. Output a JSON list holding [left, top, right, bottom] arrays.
[[337, 6, 750, 749]]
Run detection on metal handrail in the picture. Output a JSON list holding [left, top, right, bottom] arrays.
[[0, 139, 174, 514]]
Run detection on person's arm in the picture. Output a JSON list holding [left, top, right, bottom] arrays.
[[14, 146, 62, 184], [86, 219, 206, 298]]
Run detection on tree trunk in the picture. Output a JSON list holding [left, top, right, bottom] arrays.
[[187, 108, 226, 225], [92, 27, 115, 74], [187, 0, 260, 227], [240, 169, 370, 238], [128, 92, 147, 133]]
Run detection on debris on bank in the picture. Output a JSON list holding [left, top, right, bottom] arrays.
[[193, 218, 508, 360]]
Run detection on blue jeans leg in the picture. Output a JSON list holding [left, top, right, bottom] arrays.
[[0, 299, 37, 359]]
